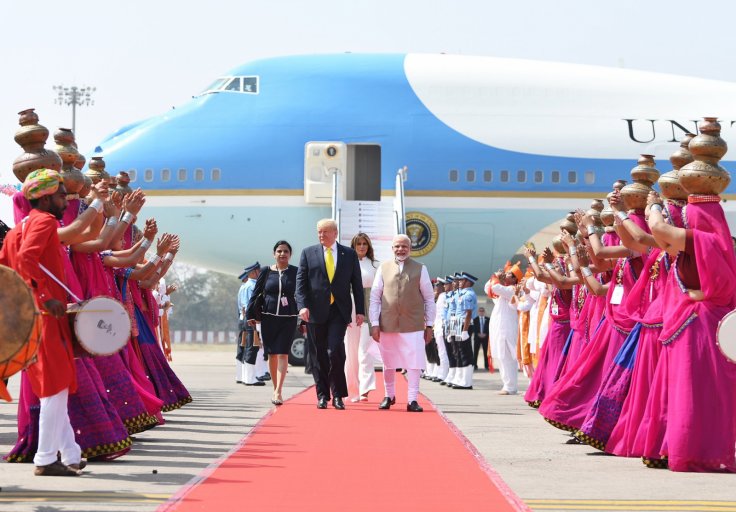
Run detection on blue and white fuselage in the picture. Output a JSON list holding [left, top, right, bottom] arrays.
[[92, 53, 736, 280]]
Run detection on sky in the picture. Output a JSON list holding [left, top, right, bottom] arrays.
[[2, 0, 736, 220]]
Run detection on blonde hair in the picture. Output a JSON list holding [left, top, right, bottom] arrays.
[[317, 218, 338, 231]]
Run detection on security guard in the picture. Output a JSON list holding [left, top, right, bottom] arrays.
[[452, 272, 478, 389], [441, 275, 459, 386], [236, 262, 265, 386]]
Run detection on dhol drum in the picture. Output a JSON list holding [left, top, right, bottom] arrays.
[[716, 309, 736, 364], [70, 296, 131, 356], [0, 264, 41, 379]]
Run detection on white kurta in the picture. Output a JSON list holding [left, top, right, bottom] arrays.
[[369, 262, 435, 369], [489, 283, 519, 361]]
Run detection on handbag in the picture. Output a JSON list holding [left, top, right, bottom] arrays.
[[246, 267, 270, 322]]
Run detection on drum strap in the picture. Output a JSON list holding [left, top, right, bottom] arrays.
[[20, 216, 83, 304]]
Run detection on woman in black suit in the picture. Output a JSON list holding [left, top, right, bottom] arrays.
[[247, 240, 299, 405]]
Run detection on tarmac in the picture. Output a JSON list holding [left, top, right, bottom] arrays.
[[1, 346, 735, 512]]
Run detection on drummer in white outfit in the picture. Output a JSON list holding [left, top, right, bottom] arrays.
[[490, 266, 522, 395], [370, 235, 435, 412], [343, 233, 380, 402]]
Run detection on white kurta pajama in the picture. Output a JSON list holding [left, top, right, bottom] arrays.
[[370, 261, 435, 402], [490, 282, 520, 393]]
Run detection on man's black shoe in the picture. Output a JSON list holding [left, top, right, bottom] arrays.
[[378, 396, 396, 410], [317, 398, 328, 409], [406, 401, 423, 412], [244, 381, 266, 386], [332, 397, 345, 410], [257, 373, 271, 382]]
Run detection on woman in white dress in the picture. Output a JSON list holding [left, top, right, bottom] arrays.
[[344, 233, 380, 402]]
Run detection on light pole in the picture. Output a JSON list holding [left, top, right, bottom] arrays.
[[53, 85, 95, 135]]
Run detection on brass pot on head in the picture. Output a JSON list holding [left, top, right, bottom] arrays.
[[54, 128, 85, 194], [659, 134, 694, 201], [590, 198, 605, 212], [613, 179, 627, 191], [86, 156, 110, 184], [552, 234, 567, 255], [12, 108, 62, 182], [620, 155, 659, 211], [78, 175, 93, 199], [600, 207, 614, 227], [560, 212, 577, 235], [679, 117, 730, 195], [115, 171, 133, 196]]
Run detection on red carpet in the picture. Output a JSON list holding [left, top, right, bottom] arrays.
[[160, 377, 528, 511]]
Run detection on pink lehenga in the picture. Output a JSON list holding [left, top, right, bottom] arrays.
[[524, 285, 572, 408], [577, 247, 667, 450], [640, 199, 736, 472], [121, 276, 192, 412], [540, 251, 644, 433], [606, 202, 684, 458]]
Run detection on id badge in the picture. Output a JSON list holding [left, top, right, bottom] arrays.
[[551, 303, 559, 316], [281, 296, 289, 307], [610, 285, 624, 305]]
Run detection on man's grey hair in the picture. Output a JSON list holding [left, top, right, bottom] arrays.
[[392, 234, 411, 245]]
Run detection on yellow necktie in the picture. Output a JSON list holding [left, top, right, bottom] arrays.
[[325, 247, 335, 303]]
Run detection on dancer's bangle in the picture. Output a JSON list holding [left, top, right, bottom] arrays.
[[150, 255, 161, 265], [528, 256, 535, 264], [587, 226, 596, 236], [651, 204, 663, 213], [105, 217, 118, 227], [569, 246, 577, 256], [141, 238, 152, 250], [164, 252, 174, 262], [544, 263, 554, 271], [616, 211, 629, 222], [121, 211, 135, 224], [581, 267, 593, 277], [89, 199, 104, 213]]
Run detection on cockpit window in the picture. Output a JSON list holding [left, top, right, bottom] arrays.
[[199, 76, 259, 95], [224, 78, 241, 91]]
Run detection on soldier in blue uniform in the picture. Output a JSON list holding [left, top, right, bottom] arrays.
[[441, 275, 458, 386], [236, 262, 265, 386], [452, 272, 478, 389]]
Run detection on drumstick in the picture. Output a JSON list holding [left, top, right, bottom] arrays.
[[42, 310, 115, 315]]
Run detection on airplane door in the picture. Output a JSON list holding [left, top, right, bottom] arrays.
[[304, 141, 347, 204], [346, 144, 381, 201]]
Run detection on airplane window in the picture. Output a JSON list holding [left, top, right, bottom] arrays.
[[178, 168, 187, 181], [211, 168, 221, 181], [466, 170, 476, 182], [144, 169, 153, 182], [584, 170, 595, 185], [129, 169, 137, 182], [161, 168, 171, 182], [500, 170, 509, 183], [225, 78, 241, 92], [534, 170, 543, 183], [568, 171, 578, 184], [195, 168, 205, 181], [551, 170, 560, 184], [449, 170, 458, 182], [483, 170, 492, 182], [243, 77, 258, 94], [517, 170, 527, 183], [201, 78, 228, 94]]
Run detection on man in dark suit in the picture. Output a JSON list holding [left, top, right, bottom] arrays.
[[296, 218, 365, 410], [472, 307, 490, 371]]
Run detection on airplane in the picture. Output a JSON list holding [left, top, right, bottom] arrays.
[[91, 53, 736, 286]]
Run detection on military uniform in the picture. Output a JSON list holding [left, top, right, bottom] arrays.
[[236, 262, 265, 386], [451, 272, 478, 389]]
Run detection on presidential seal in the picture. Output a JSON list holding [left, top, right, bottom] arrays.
[[405, 211, 438, 257]]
